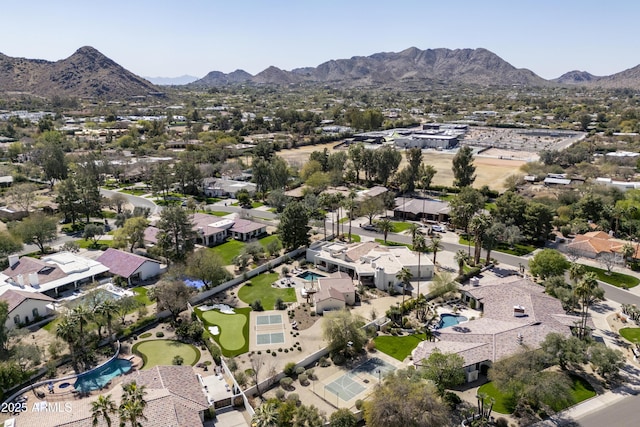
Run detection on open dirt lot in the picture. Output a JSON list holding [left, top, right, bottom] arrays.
[[276, 142, 525, 191]]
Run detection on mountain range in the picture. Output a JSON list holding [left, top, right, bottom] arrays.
[[2, 46, 640, 100]]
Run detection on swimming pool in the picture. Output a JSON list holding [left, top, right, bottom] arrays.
[[74, 358, 132, 392], [438, 313, 468, 329], [297, 271, 326, 281]]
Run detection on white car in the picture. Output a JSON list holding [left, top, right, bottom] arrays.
[[432, 225, 445, 233]]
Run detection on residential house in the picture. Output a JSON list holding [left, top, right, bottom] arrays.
[[306, 241, 433, 292], [313, 272, 356, 313], [412, 276, 580, 382], [393, 197, 451, 223], [0, 289, 55, 329], [565, 231, 640, 260], [96, 248, 162, 285], [202, 177, 257, 198], [0, 253, 110, 298]]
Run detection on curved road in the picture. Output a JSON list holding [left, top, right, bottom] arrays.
[[100, 188, 160, 215]]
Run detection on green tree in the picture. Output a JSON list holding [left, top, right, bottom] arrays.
[[119, 381, 147, 427], [375, 218, 393, 243], [528, 249, 569, 280], [0, 231, 22, 259], [83, 223, 105, 247], [429, 272, 458, 300], [395, 267, 412, 310], [321, 310, 366, 359], [359, 196, 385, 225], [575, 272, 604, 340], [113, 216, 149, 253], [11, 213, 58, 254], [419, 164, 437, 194], [0, 301, 9, 352], [91, 394, 117, 427], [588, 343, 624, 380], [7, 183, 38, 213], [413, 233, 428, 297], [278, 201, 311, 251], [454, 249, 469, 277], [374, 146, 402, 185], [37, 131, 68, 187], [329, 408, 357, 427], [348, 142, 365, 183], [252, 401, 279, 427], [452, 145, 476, 188], [449, 187, 486, 235], [150, 162, 173, 202], [56, 178, 81, 225], [429, 235, 443, 265], [470, 214, 491, 265], [524, 202, 554, 243], [153, 278, 195, 322], [292, 404, 326, 427], [156, 206, 195, 262], [539, 333, 587, 370], [174, 159, 202, 195], [493, 191, 527, 229], [236, 188, 252, 208], [364, 370, 451, 427], [76, 174, 102, 223], [184, 250, 230, 289], [419, 349, 466, 394]]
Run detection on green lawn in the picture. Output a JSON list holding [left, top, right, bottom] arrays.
[[197, 307, 251, 357], [478, 374, 596, 414], [132, 339, 200, 369], [101, 211, 117, 219], [132, 287, 153, 306], [349, 234, 361, 242], [238, 272, 296, 309], [208, 211, 231, 217], [581, 265, 640, 288], [209, 239, 245, 265], [374, 333, 425, 361], [120, 189, 147, 196], [375, 239, 412, 250], [619, 327, 640, 344], [259, 234, 280, 249], [77, 239, 112, 249], [391, 221, 413, 233], [458, 235, 536, 256]]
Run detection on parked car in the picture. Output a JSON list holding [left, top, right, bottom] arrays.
[[361, 224, 377, 231], [432, 225, 446, 233]]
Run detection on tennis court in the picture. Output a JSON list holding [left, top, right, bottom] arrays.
[[322, 357, 397, 404], [256, 314, 283, 325], [256, 332, 285, 345]]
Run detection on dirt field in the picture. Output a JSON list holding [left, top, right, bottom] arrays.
[[276, 142, 525, 191]]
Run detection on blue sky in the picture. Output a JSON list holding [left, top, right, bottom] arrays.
[[2, 1, 639, 79]]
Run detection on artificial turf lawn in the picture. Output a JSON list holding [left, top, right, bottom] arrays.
[[478, 374, 596, 414], [373, 333, 426, 361], [132, 339, 200, 369], [619, 327, 640, 343], [132, 287, 153, 306], [197, 307, 251, 357], [238, 272, 296, 310], [581, 265, 640, 288]]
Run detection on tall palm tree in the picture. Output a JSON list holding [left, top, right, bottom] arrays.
[[120, 381, 147, 427], [429, 235, 443, 265], [376, 218, 394, 243], [56, 315, 80, 372], [470, 214, 491, 266], [71, 305, 92, 338], [395, 267, 413, 313], [252, 401, 278, 427], [413, 233, 427, 297], [92, 394, 116, 427], [343, 190, 358, 242], [621, 242, 635, 266], [95, 299, 118, 342], [574, 272, 604, 340], [407, 223, 421, 241], [454, 250, 469, 277]]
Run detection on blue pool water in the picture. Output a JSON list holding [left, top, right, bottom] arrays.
[[184, 278, 206, 289], [74, 358, 132, 392], [297, 271, 326, 281], [439, 313, 468, 329]]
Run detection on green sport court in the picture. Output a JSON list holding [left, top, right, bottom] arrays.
[[254, 313, 285, 346], [256, 314, 283, 325], [322, 357, 397, 403], [201, 309, 247, 352]]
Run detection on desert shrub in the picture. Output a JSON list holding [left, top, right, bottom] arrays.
[[251, 299, 264, 311], [155, 331, 164, 338], [139, 332, 152, 339], [366, 340, 376, 352], [298, 374, 308, 385], [287, 393, 299, 403], [295, 366, 305, 375], [172, 355, 184, 365], [284, 362, 297, 377], [275, 389, 285, 400], [305, 369, 315, 380], [279, 377, 293, 389], [355, 399, 364, 410], [319, 357, 331, 367], [235, 371, 247, 387], [331, 352, 346, 365]]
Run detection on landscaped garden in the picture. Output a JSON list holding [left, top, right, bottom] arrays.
[[197, 307, 251, 357], [209, 239, 245, 265], [477, 374, 596, 414], [581, 264, 640, 288], [373, 333, 425, 361], [619, 327, 640, 344], [132, 339, 200, 369], [458, 235, 536, 256], [238, 272, 296, 310]]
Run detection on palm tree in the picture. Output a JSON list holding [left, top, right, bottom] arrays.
[[71, 304, 92, 338], [569, 262, 585, 284], [120, 381, 147, 427], [429, 235, 443, 265], [413, 233, 427, 297], [407, 223, 421, 241], [252, 401, 278, 427], [343, 190, 358, 242], [95, 299, 118, 342], [376, 218, 394, 243], [395, 267, 413, 313], [92, 394, 116, 427], [56, 315, 80, 372], [574, 272, 604, 340], [470, 214, 491, 266], [621, 242, 635, 266], [454, 250, 469, 277]]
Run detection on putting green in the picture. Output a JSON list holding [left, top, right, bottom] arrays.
[[201, 309, 247, 351], [132, 339, 200, 369]]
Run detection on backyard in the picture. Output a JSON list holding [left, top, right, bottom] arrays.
[[373, 333, 426, 362], [132, 339, 200, 369], [209, 235, 282, 266], [238, 272, 297, 310], [197, 307, 251, 357]]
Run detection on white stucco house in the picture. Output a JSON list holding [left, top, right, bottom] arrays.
[[0, 289, 55, 329], [313, 272, 357, 314], [306, 241, 433, 292]]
